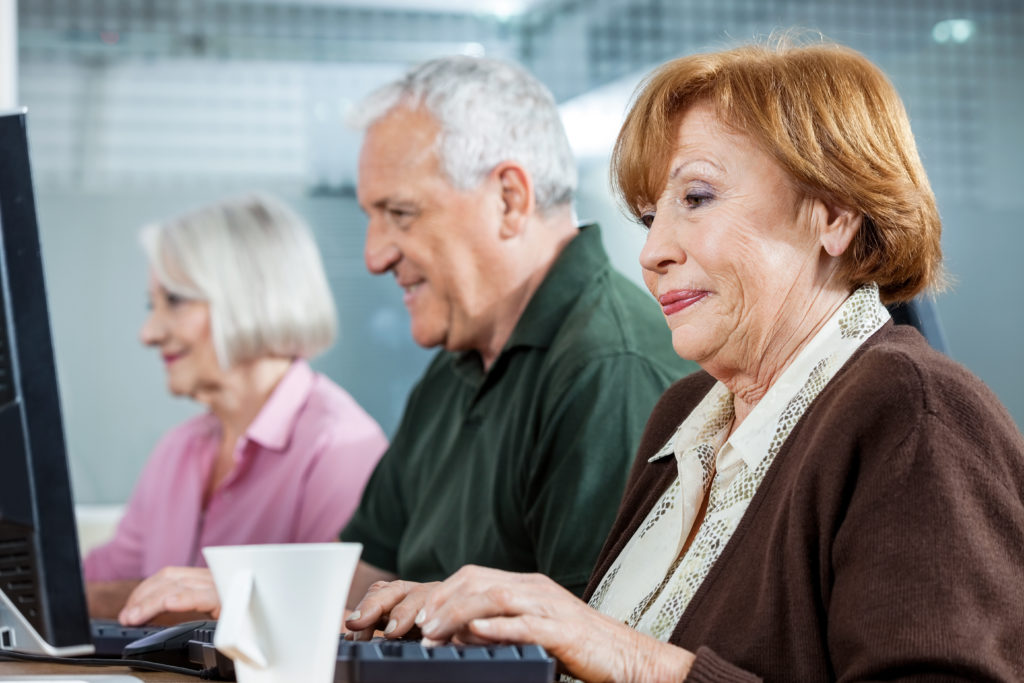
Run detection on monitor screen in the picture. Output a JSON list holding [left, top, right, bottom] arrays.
[[0, 109, 94, 656]]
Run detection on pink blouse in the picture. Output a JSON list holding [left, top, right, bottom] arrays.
[[83, 360, 387, 581]]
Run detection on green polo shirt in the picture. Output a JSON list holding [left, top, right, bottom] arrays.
[[341, 224, 697, 595]]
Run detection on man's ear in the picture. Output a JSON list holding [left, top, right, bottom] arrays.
[[492, 162, 534, 239], [815, 198, 862, 257]]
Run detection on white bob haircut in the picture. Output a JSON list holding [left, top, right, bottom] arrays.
[[352, 55, 578, 212], [140, 193, 338, 369]]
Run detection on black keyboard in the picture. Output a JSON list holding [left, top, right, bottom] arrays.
[[89, 619, 165, 657], [334, 639, 556, 683], [113, 622, 555, 682], [186, 628, 555, 682]]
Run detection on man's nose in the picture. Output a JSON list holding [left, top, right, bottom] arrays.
[[364, 218, 400, 275]]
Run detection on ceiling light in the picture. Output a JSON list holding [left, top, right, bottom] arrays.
[[932, 19, 975, 44]]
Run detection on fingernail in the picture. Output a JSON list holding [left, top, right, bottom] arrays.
[[347, 610, 361, 622], [423, 618, 440, 635], [414, 609, 426, 625], [383, 619, 397, 635], [421, 637, 442, 648], [471, 618, 490, 632]]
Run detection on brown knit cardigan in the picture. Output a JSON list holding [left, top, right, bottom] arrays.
[[583, 322, 1024, 682]]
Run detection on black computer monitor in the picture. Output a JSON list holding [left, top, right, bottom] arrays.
[[0, 109, 94, 656]]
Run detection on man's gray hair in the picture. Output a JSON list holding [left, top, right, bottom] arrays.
[[353, 55, 577, 212], [140, 193, 338, 369]]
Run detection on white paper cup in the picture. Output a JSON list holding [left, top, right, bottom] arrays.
[[204, 543, 362, 683]]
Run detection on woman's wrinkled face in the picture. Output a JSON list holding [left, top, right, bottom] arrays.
[[139, 273, 222, 398], [639, 104, 827, 375]]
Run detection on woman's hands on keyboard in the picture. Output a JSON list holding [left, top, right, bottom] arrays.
[[372, 565, 697, 683], [118, 566, 222, 625]]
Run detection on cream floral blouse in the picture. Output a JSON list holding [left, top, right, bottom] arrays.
[[586, 284, 890, 642]]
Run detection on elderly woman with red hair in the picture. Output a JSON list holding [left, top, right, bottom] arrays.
[[345, 39, 1024, 681]]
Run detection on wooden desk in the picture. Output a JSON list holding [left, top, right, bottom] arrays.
[[0, 660, 194, 681]]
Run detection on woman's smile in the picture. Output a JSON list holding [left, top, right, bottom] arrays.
[[658, 289, 709, 316]]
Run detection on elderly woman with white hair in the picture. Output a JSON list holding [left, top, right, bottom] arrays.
[[83, 193, 387, 618]]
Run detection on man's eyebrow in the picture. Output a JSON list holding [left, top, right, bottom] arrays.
[[368, 197, 418, 210]]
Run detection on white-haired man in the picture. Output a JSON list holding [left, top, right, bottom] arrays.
[[118, 56, 694, 627]]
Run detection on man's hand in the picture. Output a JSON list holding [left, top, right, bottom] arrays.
[[344, 579, 441, 640], [346, 560, 399, 610], [118, 567, 220, 625]]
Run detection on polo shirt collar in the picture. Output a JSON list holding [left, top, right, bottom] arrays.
[[505, 223, 609, 350], [450, 223, 610, 384], [245, 359, 315, 452]]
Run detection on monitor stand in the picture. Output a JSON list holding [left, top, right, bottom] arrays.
[[0, 590, 95, 657]]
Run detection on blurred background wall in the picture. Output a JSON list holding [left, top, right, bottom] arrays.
[[10, 0, 1022, 504]]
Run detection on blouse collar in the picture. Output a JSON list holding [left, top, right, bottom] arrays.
[[650, 283, 891, 474]]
